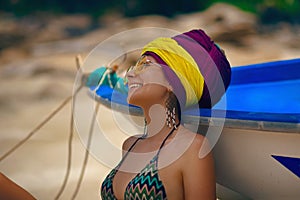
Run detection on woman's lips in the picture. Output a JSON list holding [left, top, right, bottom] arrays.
[[129, 83, 143, 89]]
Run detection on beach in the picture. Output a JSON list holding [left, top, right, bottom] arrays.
[[0, 3, 300, 199]]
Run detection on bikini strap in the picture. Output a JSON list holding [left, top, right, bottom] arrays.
[[127, 137, 142, 152], [155, 123, 180, 166], [117, 136, 141, 168]]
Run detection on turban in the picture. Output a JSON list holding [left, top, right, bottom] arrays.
[[142, 29, 231, 109]]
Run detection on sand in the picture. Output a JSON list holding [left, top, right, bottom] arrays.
[[1, 6, 300, 199]]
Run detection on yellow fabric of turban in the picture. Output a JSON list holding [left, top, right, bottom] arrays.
[[141, 37, 204, 107]]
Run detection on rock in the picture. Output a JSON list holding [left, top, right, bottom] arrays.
[[0, 58, 75, 79], [32, 14, 93, 43], [171, 12, 206, 32], [0, 46, 30, 65], [179, 3, 258, 45], [31, 39, 88, 57], [128, 15, 171, 28], [98, 12, 131, 31], [271, 23, 300, 49], [1, 3, 300, 73], [0, 14, 26, 50], [0, 13, 93, 64]]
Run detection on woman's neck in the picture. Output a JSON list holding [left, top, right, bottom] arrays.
[[142, 104, 179, 140]]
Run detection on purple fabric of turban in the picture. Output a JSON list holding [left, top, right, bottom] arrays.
[[144, 29, 231, 109]]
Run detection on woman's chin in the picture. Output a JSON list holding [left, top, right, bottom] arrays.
[[127, 96, 141, 107], [127, 85, 144, 104], [127, 93, 147, 108], [127, 92, 140, 106]]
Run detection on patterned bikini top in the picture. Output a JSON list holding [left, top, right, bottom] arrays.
[[101, 126, 177, 200]]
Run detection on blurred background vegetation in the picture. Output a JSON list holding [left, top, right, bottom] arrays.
[[1, 0, 300, 24]]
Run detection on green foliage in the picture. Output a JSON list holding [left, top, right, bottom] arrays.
[[1, 0, 299, 23], [120, 0, 209, 17], [209, 0, 300, 23], [0, 0, 120, 17]]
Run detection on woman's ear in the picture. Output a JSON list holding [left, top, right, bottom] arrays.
[[164, 86, 172, 102], [166, 84, 173, 93]]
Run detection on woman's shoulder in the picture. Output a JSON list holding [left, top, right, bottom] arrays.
[[177, 126, 211, 158], [179, 126, 205, 145], [122, 135, 140, 151], [176, 127, 216, 199]]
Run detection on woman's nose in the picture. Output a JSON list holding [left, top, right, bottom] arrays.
[[124, 68, 135, 84], [125, 69, 135, 79]]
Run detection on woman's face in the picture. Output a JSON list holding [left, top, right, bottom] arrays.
[[125, 55, 171, 107]]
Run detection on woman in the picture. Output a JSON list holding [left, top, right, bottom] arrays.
[[100, 29, 231, 200], [0, 29, 230, 200], [0, 172, 36, 199]]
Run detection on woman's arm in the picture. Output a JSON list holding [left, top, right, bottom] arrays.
[[181, 134, 216, 200], [0, 172, 36, 200]]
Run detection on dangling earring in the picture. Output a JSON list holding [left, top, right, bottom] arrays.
[[166, 107, 172, 128], [141, 118, 148, 138], [166, 106, 178, 129], [171, 107, 178, 129], [165, 91, 178, 129]]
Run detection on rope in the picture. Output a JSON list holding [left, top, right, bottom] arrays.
[[0, 85, 83, 163], [54, 85, 82, 200], [70, 59, 113, 199], [70, 103, 100, 200], [0, 53, 121, 199], [54, 54, 84, 200]]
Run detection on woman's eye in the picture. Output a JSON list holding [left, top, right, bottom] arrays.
[[144, 61, 151, 66], [136, 65, 144, 71]]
